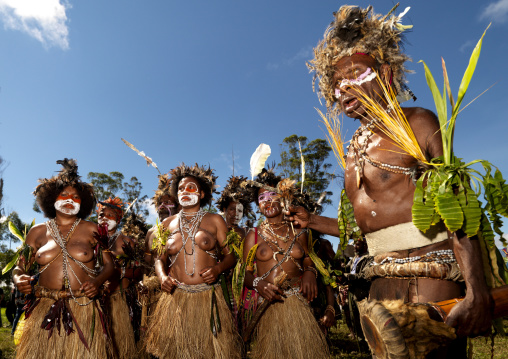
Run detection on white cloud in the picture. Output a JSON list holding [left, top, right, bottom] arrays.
[[480, 0, 508, 23], [140, 198, 158, 224], [0, 0, 70, 50], [459, 40, 473, 53], [267, 46, 312, 71]]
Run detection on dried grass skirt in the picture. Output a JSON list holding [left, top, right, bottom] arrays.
[[109, 291, 137, 359], [144, 284, 242, 359], [251, 295, 329, 359], [16, 296, 113, 359]]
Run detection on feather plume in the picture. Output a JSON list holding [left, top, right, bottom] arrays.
[[250, 144, 271, 180], [121, 138, 161, 174], [298, 140, 306, 192]]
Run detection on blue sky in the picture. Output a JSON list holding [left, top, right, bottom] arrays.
[[1, 0, 507, 250]]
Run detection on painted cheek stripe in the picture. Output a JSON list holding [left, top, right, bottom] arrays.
[[335, 68, 377, 99]]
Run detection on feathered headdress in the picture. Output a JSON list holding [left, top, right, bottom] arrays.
[[308, 5, 414, 113], [34, 158, 93, 196], [152, 173, 174, 208], [216, 175, 253, 215], [169, 163, 218, 207], [97, 197, 124, 220]]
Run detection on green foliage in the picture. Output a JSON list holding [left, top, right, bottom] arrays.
[[277, 134, 337, 211], [413, 26, 508, 289], [87, 171, 149, 218], [151, 220, 171, 256], [308, 230, 342, 288], [1, 219, 35, 277], [419, 25, 489, 166], [337, 189, 361, 250]]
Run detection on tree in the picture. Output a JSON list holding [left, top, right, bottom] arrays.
[[0, 212, 26, 249], [87, 171, 149, 219], [277, 134, 338, 211]]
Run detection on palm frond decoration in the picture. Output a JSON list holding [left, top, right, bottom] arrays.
[[353, 78, 431, 166], [317, 108, 347, 171]]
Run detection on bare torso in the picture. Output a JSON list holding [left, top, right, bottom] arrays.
[[29, 220, 98, 291], [162, 212, 222, 285], [254, 226, 307, 284]]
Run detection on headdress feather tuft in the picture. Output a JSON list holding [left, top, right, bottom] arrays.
[[250, 144, 271, 180]]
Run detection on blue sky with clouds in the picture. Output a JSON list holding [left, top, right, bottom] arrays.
[[1, 0, 507, 249]]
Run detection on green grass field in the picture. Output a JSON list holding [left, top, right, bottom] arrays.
[[0, 307, 506, 358]]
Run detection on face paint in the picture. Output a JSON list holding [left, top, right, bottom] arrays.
[[98, 218, 117, 231], [233, 203, 244, 224], [178, 193, 199, 206], [158, 203, 175, 216], [334, 68, 377, 99], [258, 191, 280, 204], [178, 182, 199, 194], [54, 199, 80, 215]]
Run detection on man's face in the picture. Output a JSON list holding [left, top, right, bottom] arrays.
[[333, 54, 386, 119], [158, 194, 176, 220], [258, 189, 282, 218], [226, 201, 243, 225], [177, 177, 202, 207], [54, 186, 81, 216], [98, 207, 119, 231]]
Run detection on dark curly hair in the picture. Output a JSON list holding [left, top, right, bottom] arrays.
[[169, 163, 218, 207], [34, 159, 95, 219], [216, 175, 253, 216]]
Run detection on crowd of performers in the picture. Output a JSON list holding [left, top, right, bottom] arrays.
[[10, 4, 508, 359]]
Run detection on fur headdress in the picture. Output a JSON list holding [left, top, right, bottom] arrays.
[[308, 5, 413, 112], [33, 158, 96, 219], [215, 175, 253, 216], [169, 163, 218, 207], [97, 197, 124, 221]]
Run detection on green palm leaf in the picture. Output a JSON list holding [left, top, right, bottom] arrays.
[[435, 191, 464, 232]]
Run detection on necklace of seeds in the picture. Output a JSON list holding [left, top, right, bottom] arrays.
[[262, 220, 290, 243], [177, 209, 207, 276], [347, 118, 414, 187], [46, 218, 97, 306]]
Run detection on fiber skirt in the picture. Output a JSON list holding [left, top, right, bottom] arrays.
[[251, 295, 329, 359], [16, 296, 112, 359], [144, 284, 242, 359], [109, 291, 137, 359]]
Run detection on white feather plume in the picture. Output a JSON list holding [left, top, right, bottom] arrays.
[[250, 143, 271, 180]]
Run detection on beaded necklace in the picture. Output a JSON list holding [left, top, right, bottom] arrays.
[[46, 218, 98, 306], [347, 118, 415, 188], [169, 210, 208, 276], [261, 220, 290, 243]]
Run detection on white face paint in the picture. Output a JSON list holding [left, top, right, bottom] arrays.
[[334, 67, 377, 99], [54, 199, 80, 215], [98, 218, 117, 231], [178, 193, 199, 207], [233, 203, 244, 224]]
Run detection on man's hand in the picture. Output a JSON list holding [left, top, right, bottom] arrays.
[[15, 274, 33, 295], [445, 292, 492, 337], [199, 265, 221, 284], [160, 275, 177, 293], [257, 280, 283, 302], [300, 270, 318, 302], [80, 280, 100, 298], [285, 206, 311, 229]]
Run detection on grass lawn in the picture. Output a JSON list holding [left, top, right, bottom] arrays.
[[0, 307, 506, 358]]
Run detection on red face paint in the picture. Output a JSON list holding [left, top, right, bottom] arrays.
[[57, 193, 81, 203]]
